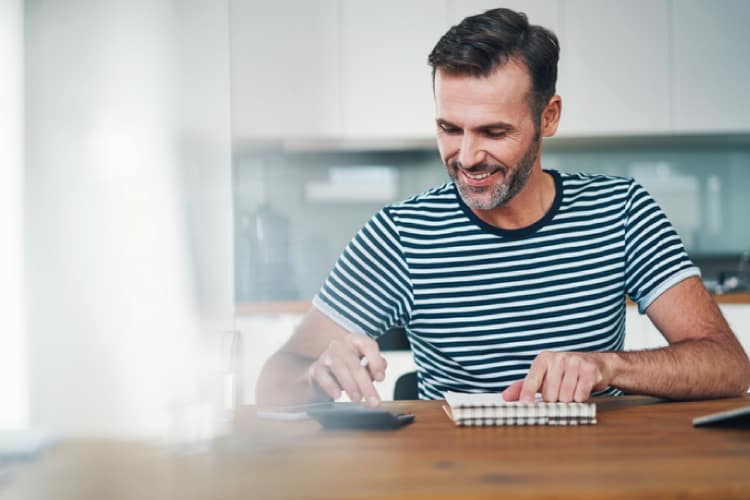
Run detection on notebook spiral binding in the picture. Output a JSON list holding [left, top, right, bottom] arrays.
[[448, 401, 598, 426]]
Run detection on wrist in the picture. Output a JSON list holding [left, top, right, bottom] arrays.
[[599, 351, 626, 389]]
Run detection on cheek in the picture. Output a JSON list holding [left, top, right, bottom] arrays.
[[436, 135, 459, 163], [488, 140, 528, 165]]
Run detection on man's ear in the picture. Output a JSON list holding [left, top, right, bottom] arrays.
[[541, 95, 562, 138]]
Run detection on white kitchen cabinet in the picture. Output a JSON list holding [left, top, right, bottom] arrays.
[[625, 304, 750, 360], [671, 0, 750, 133], [623, 304, 670, 351], [449, 1, 750, 137], [229, 0, 750, 142], [450, 0, 561, 36], [338, 0, 451, 140], [230, 0, 342, 140], [624, 306, 669, 351], [556, 0, 672, 137], [722, 305, 750, 358]]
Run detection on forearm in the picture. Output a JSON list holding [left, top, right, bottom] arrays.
[[255, 351, 331, 407], [255, 307, 388, 407], [605, 336, 750, 399]]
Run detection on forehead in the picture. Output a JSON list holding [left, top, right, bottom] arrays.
[[434, 60, 533, 126]]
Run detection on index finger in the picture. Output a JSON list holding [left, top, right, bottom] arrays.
[[520, 357, 548, 402], [502, 380, 524, 401], [348, 333, 387, 382]]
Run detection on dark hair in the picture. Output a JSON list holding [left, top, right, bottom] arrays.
[[428, 8, 559, 127]]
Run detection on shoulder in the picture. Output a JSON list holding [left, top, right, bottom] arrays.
[[390, 182, 456, 208], [557, 170, 634, 190], [383, 183, 459, 218], [555, 171, 637, 207]]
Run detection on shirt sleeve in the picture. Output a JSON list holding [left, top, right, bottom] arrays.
[[624, 180, 701, 314], [313, 207, 413, 339]]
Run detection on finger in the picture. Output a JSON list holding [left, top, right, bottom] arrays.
[[574, 376, 595, 403], [558, 366, 579, 403], [324, 349, 363, 403], [541, 354, 565, 402], [309, 362, 342, 400], [574, 363, 598, 402], [343, 350, 381, 407], [357, 356, 388, 384], [520, 354, 550, 402], [348, 333, 387, 382], [502, 380, 524, 401]]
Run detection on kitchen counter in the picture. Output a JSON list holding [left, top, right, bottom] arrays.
[[236, 292, 750, 316]]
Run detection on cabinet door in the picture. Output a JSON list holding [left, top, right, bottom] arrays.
[[624, 306, 669, 351], [722, 305, 750, 360], [230, 0, 341, 140], [626, 303, 750, 362], [556, 0, 671, 136], [671, 0, 750, 133], [450, 0, 561, 35], [339, 0, 451, 140]]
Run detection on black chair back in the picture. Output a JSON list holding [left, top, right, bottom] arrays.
[[393, 371, 418, 400]]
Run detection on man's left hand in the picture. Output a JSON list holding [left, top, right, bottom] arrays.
[[501, 351, 613, 403]]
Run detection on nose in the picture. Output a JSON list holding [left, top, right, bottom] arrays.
[[457, 134, 485, 169]]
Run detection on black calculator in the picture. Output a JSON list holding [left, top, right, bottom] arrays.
[[307, 406, 415, 430]]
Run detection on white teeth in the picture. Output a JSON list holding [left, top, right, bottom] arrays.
[[465, 171, 492, 180]]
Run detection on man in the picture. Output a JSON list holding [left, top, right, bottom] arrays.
[[256, 8, 750, 407]]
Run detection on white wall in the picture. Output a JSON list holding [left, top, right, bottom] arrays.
[[0, 0, 28, 430], [25, 0, 233, 438]]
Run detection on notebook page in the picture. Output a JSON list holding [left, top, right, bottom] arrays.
[[444, 391, 541, 407]]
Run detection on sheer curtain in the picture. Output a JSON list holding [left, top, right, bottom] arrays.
[[24, 0, 232, 437], [0, 0, 27, 431]]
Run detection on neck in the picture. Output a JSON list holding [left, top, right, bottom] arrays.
[[471, 166, 555, 230]]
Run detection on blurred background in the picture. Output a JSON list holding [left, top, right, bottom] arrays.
[[2, 0, 750, 441]]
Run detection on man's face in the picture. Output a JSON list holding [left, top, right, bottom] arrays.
[[434, 60, 541, 211]]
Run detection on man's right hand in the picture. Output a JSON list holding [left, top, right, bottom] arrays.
[[256, 308, 389, 408], [307, 333, 387, 407]]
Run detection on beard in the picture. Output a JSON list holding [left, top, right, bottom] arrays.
[[448, 137, 540, 211]]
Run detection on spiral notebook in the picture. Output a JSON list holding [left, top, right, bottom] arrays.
[[443, 391, 597, 426]]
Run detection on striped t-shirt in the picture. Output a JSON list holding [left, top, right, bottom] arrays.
[[313, 170, 700, 399]]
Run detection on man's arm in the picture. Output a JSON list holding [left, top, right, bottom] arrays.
[[605, 276, 750, 398], [255, 307, 387, 408], [503, 277, 750, 402]]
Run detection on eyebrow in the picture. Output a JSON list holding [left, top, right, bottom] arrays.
[[436, 118, 515, 132]]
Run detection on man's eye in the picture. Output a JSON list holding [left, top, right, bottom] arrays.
[[439, 124, 461, 134], [485, 130, 507, 138]]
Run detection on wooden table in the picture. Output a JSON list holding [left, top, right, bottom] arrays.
[[4, 396, 750, 499]]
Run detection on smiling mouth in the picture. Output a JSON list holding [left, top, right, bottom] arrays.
[[463, 170, 496, 180], [458, 167, 504, 186]]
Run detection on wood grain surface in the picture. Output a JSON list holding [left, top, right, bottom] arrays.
[[4, 396, 750, 499]]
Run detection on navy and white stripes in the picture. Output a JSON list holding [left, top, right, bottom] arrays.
[[313, 170, 699, 399]]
